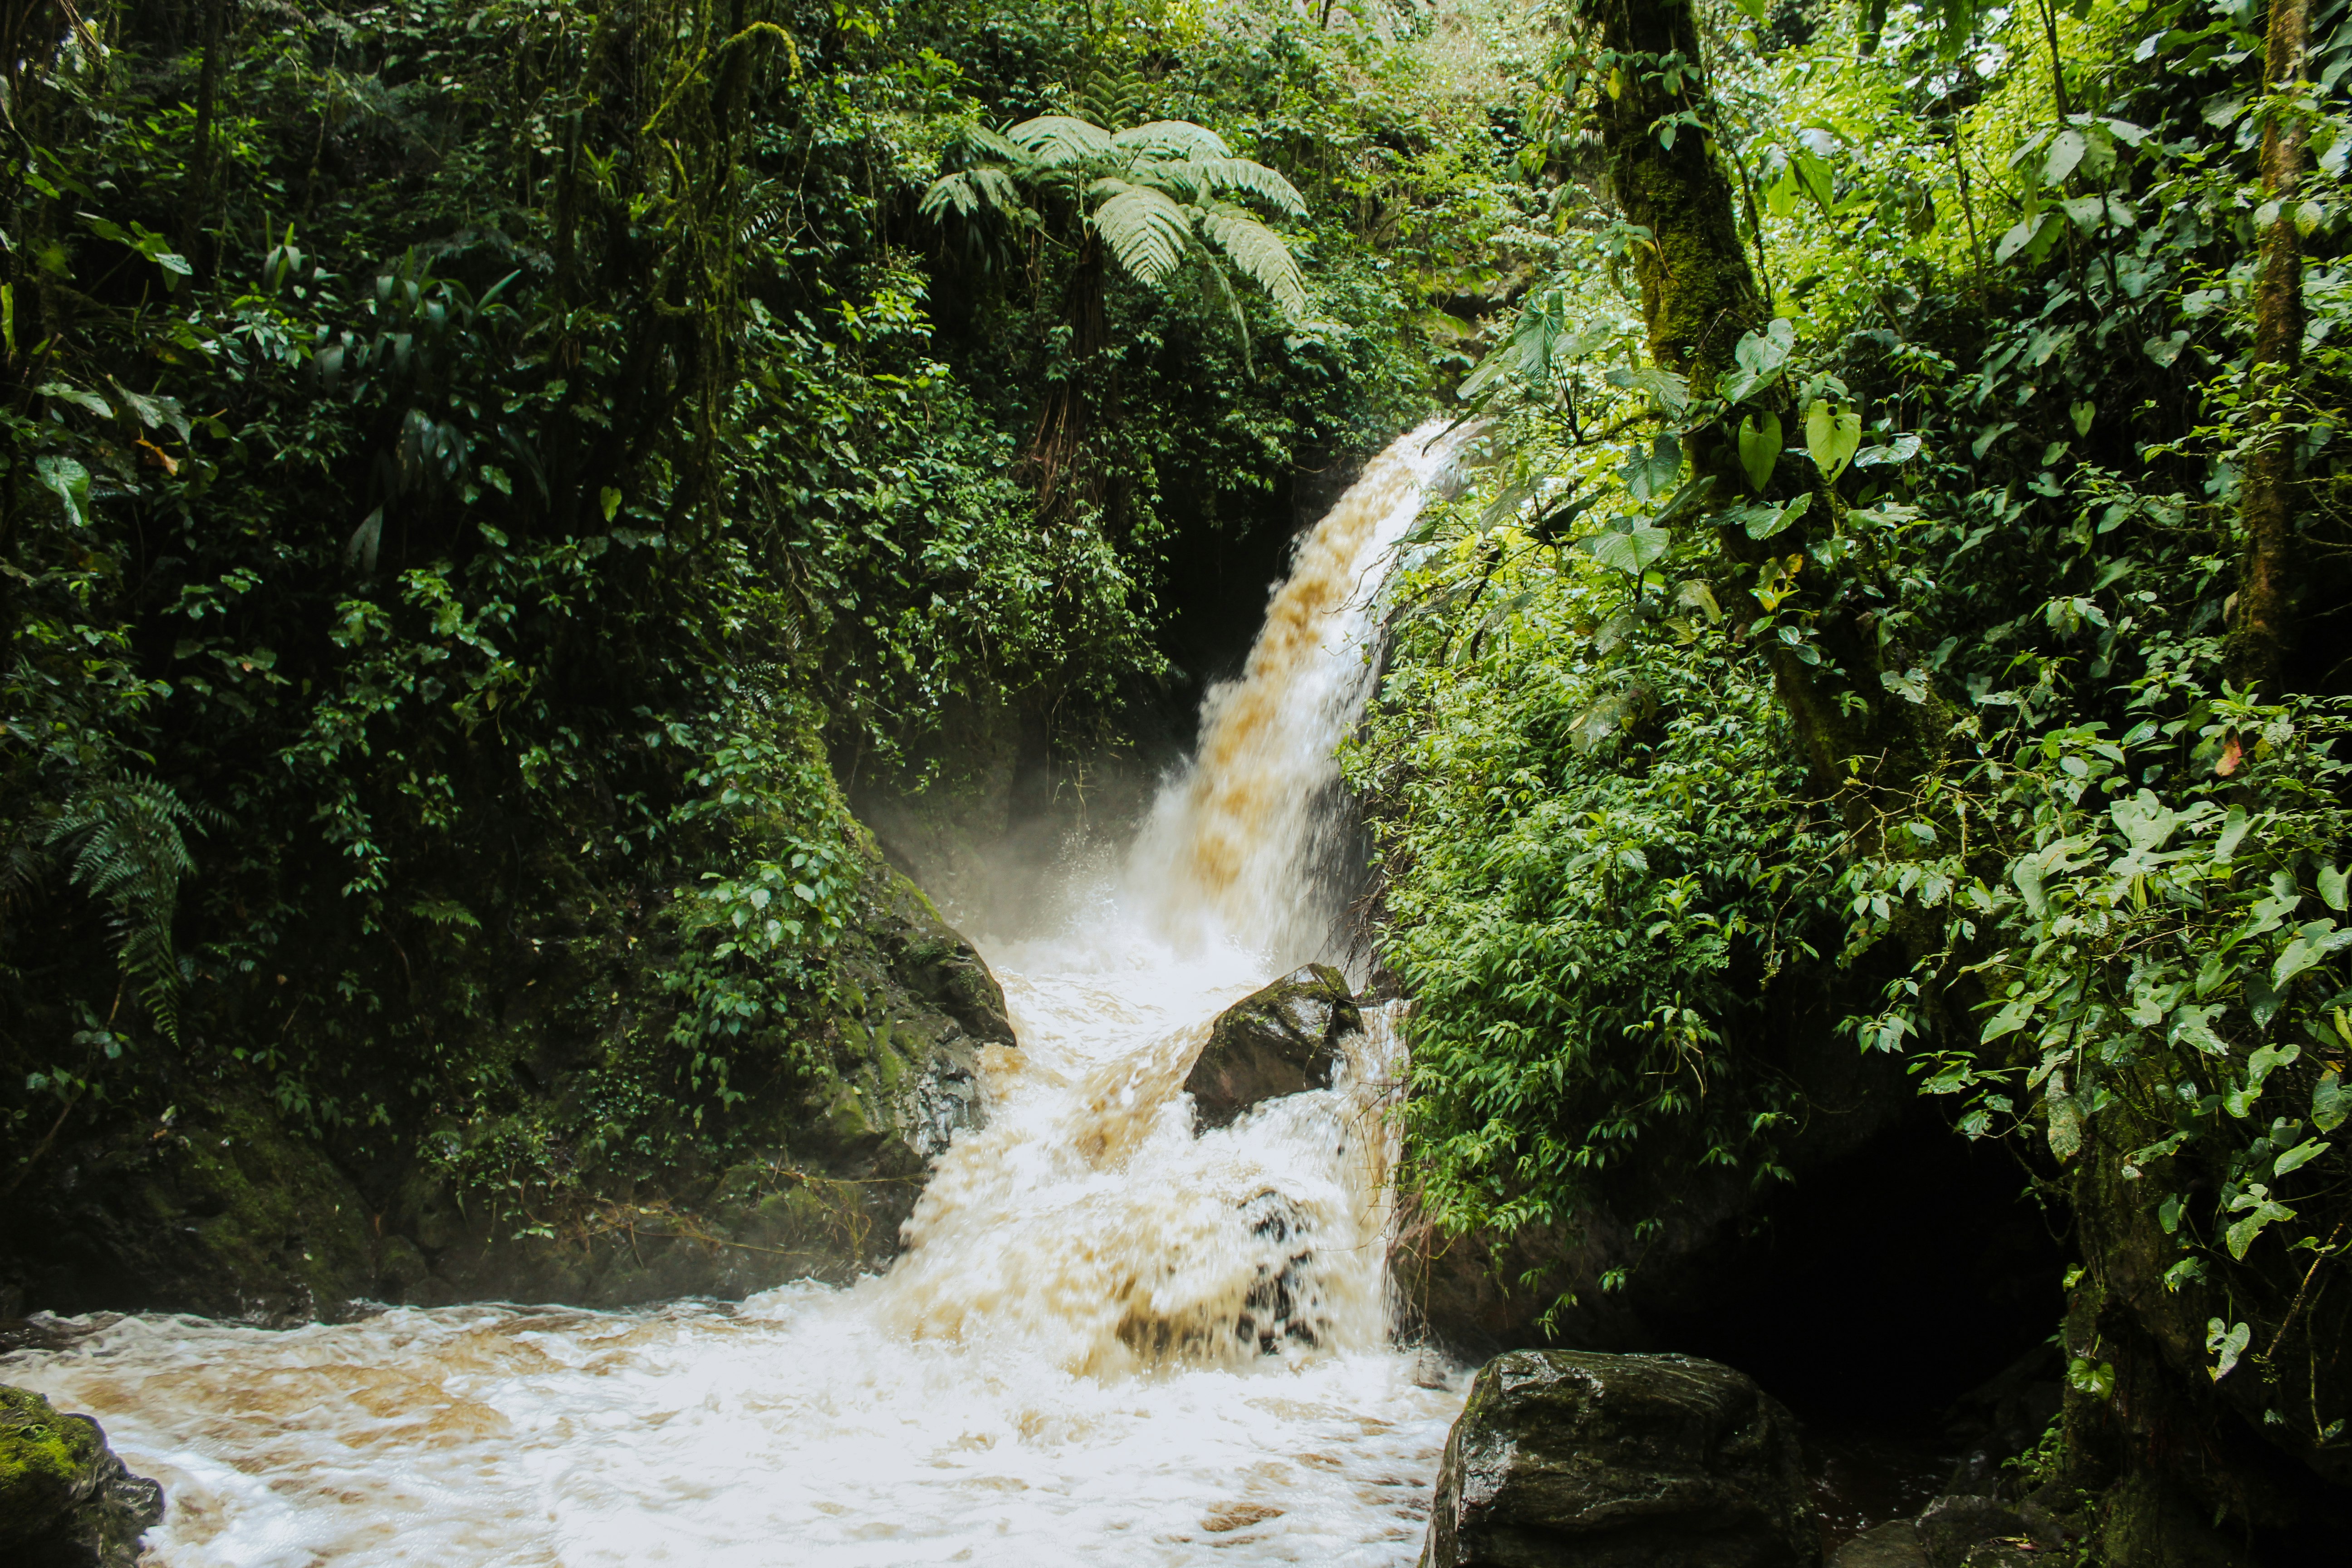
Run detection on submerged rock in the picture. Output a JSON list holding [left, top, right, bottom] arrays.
[[1420, 1349, 1816, 1568], [1185, 963, 1361, 1130], [0, 1384, 164, 1567]]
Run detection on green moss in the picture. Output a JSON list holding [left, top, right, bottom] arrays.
[[0, 1384, 99, 1546]]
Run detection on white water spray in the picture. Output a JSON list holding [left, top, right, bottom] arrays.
[[3, 421, 1468, 1567]]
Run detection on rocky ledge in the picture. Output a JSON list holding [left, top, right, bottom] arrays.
[[0, 1384, 163, 1567]]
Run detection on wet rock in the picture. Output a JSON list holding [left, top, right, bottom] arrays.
[[1185, 964, 1360, 1130], [1830, 1522, 1928, 1568], [0, 1384, 164, 1567], [1421, 1349, 1817, 1568], [1915, 1496, 2026, 1568]]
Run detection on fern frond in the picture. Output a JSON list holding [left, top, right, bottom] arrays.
[[1110, 120, 1231, 159], [1073, 64, 1145, 130], [963, 124, 1026, 164], [970, 166, 1025, 214], [1159, 157, 1305, 217], [1008, 114, 1114, 167], [1198, 203, 1307, 318], [1088, 180, 1196, 289], [45, 774, 215, 1043], [920, 172, 981, 219]]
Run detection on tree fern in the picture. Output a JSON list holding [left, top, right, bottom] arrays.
[[1159, 157, 1305, 217], [1197, 202, 1307, 318], [922, 111, 1311, 344], [1111, 121, 1231, 159], [1007, 114, 1113, 167], [1089, 179, 1195, 287], [44, 775, 216, 1043]]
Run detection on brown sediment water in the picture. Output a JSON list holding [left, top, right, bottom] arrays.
[[2, 420, 1470, 1567]]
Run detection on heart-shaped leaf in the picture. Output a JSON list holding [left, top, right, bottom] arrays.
[[1584, 525, 1672, 577], [1737, 411, 1782, 491], [1805, 399, 1863, 480]]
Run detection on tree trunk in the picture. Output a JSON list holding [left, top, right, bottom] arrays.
[[183, 0, 228, 276], [2230, 0, 2312, 696], [1585, 0, 1945, 834]]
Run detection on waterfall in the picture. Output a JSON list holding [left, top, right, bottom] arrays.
[[1130, 422, 1464, 965], [0, 421, 1470, 1568]]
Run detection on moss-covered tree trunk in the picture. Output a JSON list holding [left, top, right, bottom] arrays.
[[2230, 0, 2312, 696], [1584, 0, 1945, 839]]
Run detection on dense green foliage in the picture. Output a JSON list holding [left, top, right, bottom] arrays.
[[1351, 0, 2352, 1477], [0, 1, 1518, 1210]]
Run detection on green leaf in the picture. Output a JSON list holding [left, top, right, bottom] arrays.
[[1737, 411, 1782, 492], [35, 381, 113, 419], [2318, 862, 2348, 911], [34, 455, 91, 528], [1852, 433, 1921, 467], [2068, 1356, 2115, 1398], [2313, 1070, 2347, 1134], [1733, 493, 1810, 540], [600, 487, 623, 523], [2043, 128, 2089, 185], [1602, 365, 1691, 415], [2225, 1188, 2295, 1259], [1614, 434, 1684, 501], [1717, 318, 1795, 404], [1804, 399, 1863, 480], [1880, 666, 1931, 705], [1585, 526, 1672, 577], [2206, 1318, 2252, 1378], [2272, 1137, 2331, 1178], [2274, 921, 2350, 989]]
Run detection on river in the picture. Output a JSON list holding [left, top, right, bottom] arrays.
[[3, 422, 1470, 1567]]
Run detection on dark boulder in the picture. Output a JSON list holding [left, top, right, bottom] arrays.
[[1421, 1349, 1818, 1568], [1829, 1522, 1928, 1568], [1185, 963, 1361, 1130], [1914, 1496, 2028, 1568], [0, 1384, 163, 1567]]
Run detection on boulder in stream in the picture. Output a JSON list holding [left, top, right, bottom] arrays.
[[0, 1384, 164, 1567], [1185, 963, 1361, 1130], [1420, 1349, 1817, 1568]]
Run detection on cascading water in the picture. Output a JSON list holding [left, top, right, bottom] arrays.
[[2, 421, 1468, 1568]]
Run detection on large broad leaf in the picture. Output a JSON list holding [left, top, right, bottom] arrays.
[[1716, 318, 1795, 404], [1111, 120, 1232, 159], [1805, 399, 1863, 480], [1008, 114, 1114, 167], [1198, 202, 1306, 317], [1090, 180, 1195, 289], [1602, 365, 1690, 414], [1583, 525, 1671, 577], [1737, 411, 1782, 491]]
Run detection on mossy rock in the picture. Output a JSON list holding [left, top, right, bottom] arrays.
[[1185, 963, 1361, 1130], [1421, 1349, 1816, 1568], [0, 1082, 377, 1322], [0, 1384, 164, 1566]]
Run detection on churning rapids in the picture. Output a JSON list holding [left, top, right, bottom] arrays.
[[4, 423, 1471, 1567]]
